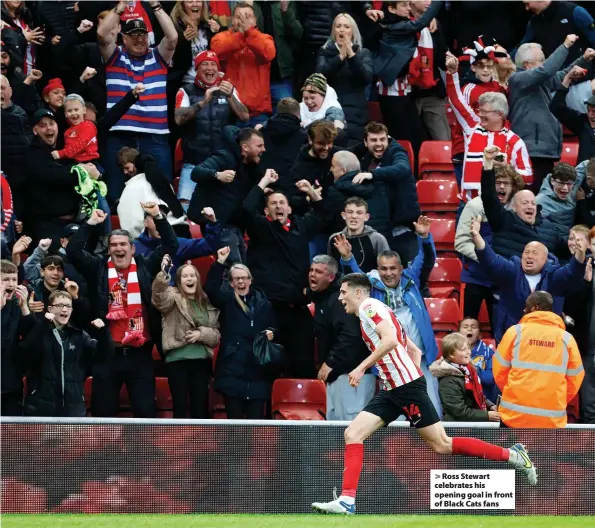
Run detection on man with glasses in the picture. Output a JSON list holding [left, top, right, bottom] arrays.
[[536, 162, 582, 237], [98, 0, 178, 205], [20, 290, 98, 417]]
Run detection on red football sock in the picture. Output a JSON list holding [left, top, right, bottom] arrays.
[[341, 443, 364, 498], [452, 437, 509, 462]]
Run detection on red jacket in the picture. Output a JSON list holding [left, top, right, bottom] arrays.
[[57, 120, 99, 163], [211, 27, 276, 116]]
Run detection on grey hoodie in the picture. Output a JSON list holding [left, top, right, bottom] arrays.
[[327, 225, 390, 273], [508, 44, 588, 159]]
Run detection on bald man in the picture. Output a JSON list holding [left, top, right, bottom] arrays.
[[481, 147, 563, 259], [331, 151, 394, 239], [470, 216, 588, 341], [494, 290, 584, 428]]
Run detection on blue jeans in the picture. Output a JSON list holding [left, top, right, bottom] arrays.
[[270, 79, 293, 113], [104, 133, 173, 205], [220, 226, 246, 264], [97, 194, 112, 234], [178, 163, 197, 203], [237, 113, 269, 128]]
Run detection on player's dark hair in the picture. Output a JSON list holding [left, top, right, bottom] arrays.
[[344, 196, 368, 211], [525, 291, 554, 312], [341, 273, 371, 293]]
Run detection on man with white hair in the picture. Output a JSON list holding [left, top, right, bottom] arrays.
[[445, 53, 532, 199], [508, 34, 595, 192]]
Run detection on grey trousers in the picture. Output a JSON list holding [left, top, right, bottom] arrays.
[[415, 94, 451, 141], [326, 373, 377, 421]]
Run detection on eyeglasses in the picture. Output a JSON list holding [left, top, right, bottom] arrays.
[[50, 304, 73, 311], [495, 180, 512, 187], [551, 179, 575, 188], [232, 276, 251, 282]]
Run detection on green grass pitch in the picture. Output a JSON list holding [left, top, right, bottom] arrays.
[[2, 515, 594, 528]]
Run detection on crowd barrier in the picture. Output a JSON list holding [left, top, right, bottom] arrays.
[[1, 418, 594, 515]]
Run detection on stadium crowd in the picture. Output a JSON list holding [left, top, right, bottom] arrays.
[[0, 0, 594, 427]]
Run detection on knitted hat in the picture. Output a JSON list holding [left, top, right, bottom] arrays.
[[194, 50, 220, 70], [302, 73, 327, 96], [42, 78, 65, 98]]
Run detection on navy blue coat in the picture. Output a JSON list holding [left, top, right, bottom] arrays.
[[205, 261, 276, 400]]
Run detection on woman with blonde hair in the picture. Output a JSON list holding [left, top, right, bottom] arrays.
[[316, 12, 373, 144], [169, 1, 221, 88], [152, 255, 220, 418], [204, 246, 276, 419]]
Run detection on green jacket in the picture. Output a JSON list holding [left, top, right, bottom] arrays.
[[429, 358, 493, 422], [254, 1, 303, 79]]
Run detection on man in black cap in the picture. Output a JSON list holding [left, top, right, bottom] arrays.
[[98, 0, 178, 205], [23, 109, 101, 246], [551, 71, 595, 164]]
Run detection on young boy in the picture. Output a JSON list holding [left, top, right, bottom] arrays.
[[459, 316, 498, 403], [20, 291, 99, 417], [328, 197, 390, 273], [429, 332, 499, 422], [51, 94, 99, 163]]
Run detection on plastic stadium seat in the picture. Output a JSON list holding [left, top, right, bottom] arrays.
[[560, 142, 578, 167], [424, 298, 460, 332], [478, 301, 491, 332], [416, 180, 459, 213], [209, 385, 227, 419], [428, 217, 456, 252], [435, 336, 443, 359], [155, 377, 173, 418], [483, 338, 496, 350], [111, 215, 121, 230], [174, 138, 184, 177], [396, 139, 415, 170], [368, 101, 383, 123], [188, 222, 202, 238], [271, 379, 326, 420], [428, 257, 462, 300], [418, 141, 454, 178], [191, 256, 215, 285]]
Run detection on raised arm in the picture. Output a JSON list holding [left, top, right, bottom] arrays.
[[97, 1, 126, 61], [381, 0, 442, 35], [151, 1, 178, 64], [65, 211, 105, 281], [480, 149, 510, 233], [151, 266, 176, 314], [510, 40, 571, 91], [445, 55, 479, 136], [143, 204, 180, 277]]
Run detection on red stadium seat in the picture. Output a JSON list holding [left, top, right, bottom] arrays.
[[368, 101, 383, 123], [483, 338, 496, 350], [396, 139, 415, 170], [271, 379, 326, 420], [435, 336, 443, 359], [155, 377, 173, 418], [424, 298, 460, 332], [416, 179, 459, 213], [212, 344, 219, 371], [418, 141, 454, 178], [209, 384, 227, 419], [111, 215, 121, 230], [428, 257, 462, 300], [191, 256, 215, 285], [188, 222, 202, 238], [174, 138, 184, 177], [428, 217, 456, 252], [560, 142, 579, 167], [478, 301, 491, 332]]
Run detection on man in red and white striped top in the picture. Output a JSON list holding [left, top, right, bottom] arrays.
[[311, 272, 538, 515], [446, 53, 532, 199]]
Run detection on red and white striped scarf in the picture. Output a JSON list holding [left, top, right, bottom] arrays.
[[408, 27, 436, 89], [1, 173, 13, 233], [106, 257, 147, 347]]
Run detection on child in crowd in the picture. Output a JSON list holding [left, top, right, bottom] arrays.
[[51, 94, 99, 164], [460, 316, 498, 403], [429, 332, 499, 422]]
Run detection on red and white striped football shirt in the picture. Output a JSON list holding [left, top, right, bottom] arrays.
[[358, 298, 423, 390]]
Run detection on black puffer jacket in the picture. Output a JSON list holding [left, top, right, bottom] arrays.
[[306, 275, 369, 383], [0, 3, 33, 73], [316, 42, 373, 144], [259, 112, 306, 190], [188, 126, 262, 227], [21, 319, 96, 417], [0, 103, 31, 217], [297, 1, 344, 51], [205, 261, 276, 401], [32, 1, 77, 38], [481, 168, 563, 258], [179, 82, 234, 165]]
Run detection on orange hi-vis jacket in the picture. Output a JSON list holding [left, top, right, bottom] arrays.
[[493, 311, 585, 428]]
